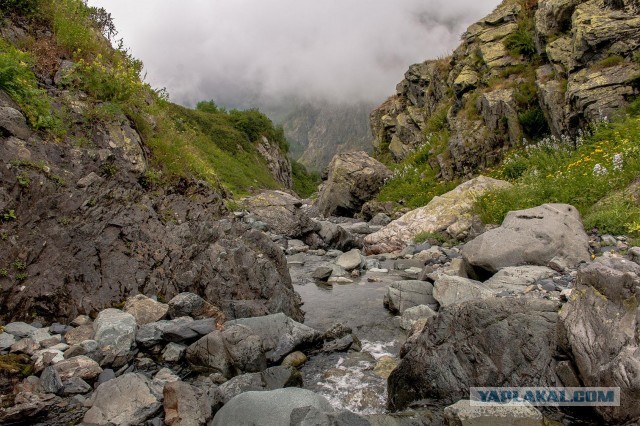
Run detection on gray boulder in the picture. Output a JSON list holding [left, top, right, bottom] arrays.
[[93, 309, 137, 366], [167, 292, 225, 322], [0, 332, 16, 350], [388, 298, 561, 410], [462, 204, 590, 275], [400, 305, 437, 331], [242, 190, 319, 238], [315, 151, 392, 218], [3, 322, 37, 338], [185, 324, 266, 378], [218, 366, 303, 404], [484, 265, 558, 292], [83, 373, 162, 425], [335, 249, 364, 271], [443, 400, 543, 426], [432, 275, 495, 307], [225, 313, 321, 363], [315, 220, 363, 251], [559, 257, 640, 423], [53, 355, 102, 381], [0, 106, 32, 140], [211, 388, 334, 426], [383, 281, 438, 314]]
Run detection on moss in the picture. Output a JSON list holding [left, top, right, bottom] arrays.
[[0, 354, 33, 375]]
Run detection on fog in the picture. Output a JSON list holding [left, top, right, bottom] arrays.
[[87, 0, 500, 107]]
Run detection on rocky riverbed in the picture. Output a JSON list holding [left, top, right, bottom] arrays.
[[2, 189, 638, 425]]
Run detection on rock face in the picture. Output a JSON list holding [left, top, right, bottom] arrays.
[[388, 298, 561, 410], [370, 0, 640, 179], [211, 388, 334, 426], [0, 95, 302, 325], [365, 176, 511, 253], [559, 257, 640, 423], [315, 151, 392, 217], [462, 204, 590, 275], [242, 190, 319, 238], [256, 136, 293, 189]]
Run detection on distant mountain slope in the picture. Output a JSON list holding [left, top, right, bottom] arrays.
[[277, 101, 374, 172]]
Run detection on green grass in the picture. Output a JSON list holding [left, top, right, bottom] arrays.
[[476, 97, 640, 238], [377, 130, 458, 209], [414, 231, 449, 245], [0, 39, 62, 132], [504, 21, 536, 59], [291, 161, 320, 198], [592, 55, 625, 71]]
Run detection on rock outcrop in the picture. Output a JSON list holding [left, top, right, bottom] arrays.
[[315, 151, 392, 217], [364, 176, 511, 253], [371, 0, 640, 179], [0, 98, 303, 323], [559, 257, 640, 423], [388, 298, 561, 410], [256, 136, 293, 189]]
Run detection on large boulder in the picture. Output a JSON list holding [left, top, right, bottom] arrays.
[[484, 265, 557, 292], [0, 107, 32, 140], [93, 309, 137, 365], [462, 204, 590, 275], [432, 275, 495, 307], [241, 190, 319, 238], [185, 324, 266, 378], [83, 373, 162, 425], [225, 313, 321, 363], [388, 298, 561, 410], [365, 177, 511, 254], [211, 388, 334, 426], [383, 280, 438, 314], [167, 292, 225, 323], [559, 257, 640, 424], [315, 151, 392, 218]]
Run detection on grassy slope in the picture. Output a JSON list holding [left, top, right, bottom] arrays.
[[0, 0, 316, 197]]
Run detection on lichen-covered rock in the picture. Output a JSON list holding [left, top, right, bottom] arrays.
[[315, 151, 392, 217], [256, 136, 293, 189], [365, 176, 511, 253]]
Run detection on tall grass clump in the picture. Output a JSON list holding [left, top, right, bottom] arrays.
[[476, 97, 640, 237]]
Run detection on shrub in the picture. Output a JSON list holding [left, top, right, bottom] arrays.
[[504, 22, 536, 58], [291, 161, 320, 198], [0, 0, 42, 18], [519, 106, 549, 139]]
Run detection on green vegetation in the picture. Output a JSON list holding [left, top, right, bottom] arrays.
[[504, 21, 536, 59], [476, 97, 640, 238], [592, 55, 625, 71], [414, 231, 449, 245], [0, 0, 313, 198], [291, 161, 320, 198], [377, 130, 458, 209], [0, 39, 61, 131]]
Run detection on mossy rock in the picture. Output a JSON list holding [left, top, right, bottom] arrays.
[[0, 353, 33, 395]]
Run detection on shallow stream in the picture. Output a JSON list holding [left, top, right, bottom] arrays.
[[288, 253, 406, 414]]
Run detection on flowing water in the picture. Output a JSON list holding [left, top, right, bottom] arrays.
[[288, 253, 407, 414]]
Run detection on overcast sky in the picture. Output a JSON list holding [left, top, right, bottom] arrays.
[[87, 0, 499, 108]]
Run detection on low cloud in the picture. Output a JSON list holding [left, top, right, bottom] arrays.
[[88, 0, 499, 107]]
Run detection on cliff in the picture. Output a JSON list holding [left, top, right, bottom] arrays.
[[371, 0, 640, 180]]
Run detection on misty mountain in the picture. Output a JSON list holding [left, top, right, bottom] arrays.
[[265, 102, 375, 172]]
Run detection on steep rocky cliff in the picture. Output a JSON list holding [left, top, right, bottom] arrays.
[[371, 0, 640, 180], [0, 4, 303, 323], [280, 102, 374, 172]]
